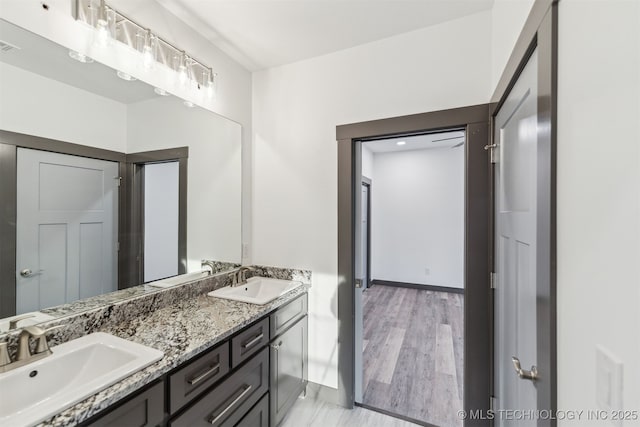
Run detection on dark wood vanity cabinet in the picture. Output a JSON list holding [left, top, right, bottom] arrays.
[[269, 308, 308, 427], [83, 293, 308, 427], [84, 381, 164, 427]]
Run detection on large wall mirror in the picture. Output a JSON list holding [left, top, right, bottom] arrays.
[[0, 19, 242, 323]]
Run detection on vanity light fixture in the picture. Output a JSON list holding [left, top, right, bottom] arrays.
[[93, 0, 114, 47], [116, 70, 136, 81], [68, 50, 93, 63], [76, 0, 218, 100], [154, 87, 170, 96], [138, 29, 157, 70], [176, 51, 190, 85], [205, 69, 216, 98]]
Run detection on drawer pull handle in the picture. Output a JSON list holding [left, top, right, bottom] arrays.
[[187, 363, 220, 386], [208, 385, 252, 425], [271, 341, 283, 351], [242, 333, 264, 350]]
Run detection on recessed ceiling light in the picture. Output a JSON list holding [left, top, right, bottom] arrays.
[[154, 87, 170, 96], [68, 50, 93, 63], [116, 70, 136, 81], [396, 141, 406, 146]]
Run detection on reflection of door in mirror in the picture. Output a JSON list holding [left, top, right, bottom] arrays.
[[16, 148, 118, 314], [143, 161, 179, 282]]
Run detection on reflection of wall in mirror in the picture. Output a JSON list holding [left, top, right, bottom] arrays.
[[0, 60, 243, 271], [127, 96, 242, 271]]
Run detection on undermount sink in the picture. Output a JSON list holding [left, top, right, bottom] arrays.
[[0, 332, 163, 427], [208, 277, 302, 305]]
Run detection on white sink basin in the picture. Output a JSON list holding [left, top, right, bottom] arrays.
[[0, 332, 163, 427], [208, 277, 302, 305]]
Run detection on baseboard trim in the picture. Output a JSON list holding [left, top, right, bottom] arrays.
[[305, 381, 339, 405], [371, 279, 464, 294], [355, 403, 438, 427]]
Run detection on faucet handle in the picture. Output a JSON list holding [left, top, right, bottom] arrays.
[[8, 314, 36, 330], [22, 325, 63, 355], [0, 342, 10, 366]]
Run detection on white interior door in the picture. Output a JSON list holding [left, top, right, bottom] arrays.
[[143, 161, 179, 282], [494, 48, 538, 426], [16, 148, 118, 313]]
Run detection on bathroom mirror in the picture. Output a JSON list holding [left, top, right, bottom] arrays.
[[0, 19, 242, 322]]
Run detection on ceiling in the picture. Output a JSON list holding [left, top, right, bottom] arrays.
[[363, 130, 465, 153], [0, 20, 157, 104], [156, 0, 495, 71]]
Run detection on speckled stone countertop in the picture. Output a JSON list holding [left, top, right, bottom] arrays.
[[29, 266, 311, 427]]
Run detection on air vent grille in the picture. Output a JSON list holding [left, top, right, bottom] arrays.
[[0, 40, 21, 53]]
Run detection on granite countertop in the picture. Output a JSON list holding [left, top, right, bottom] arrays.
[[38, 284, 309, 427]]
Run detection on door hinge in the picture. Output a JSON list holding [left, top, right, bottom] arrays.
[[114, 176, 123, 187], [490, 272, 496, 289], [355, 279, 363, 288]]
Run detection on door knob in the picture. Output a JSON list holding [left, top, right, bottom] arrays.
[[20, 269, 42, 278], [512, 356, 538, 381]]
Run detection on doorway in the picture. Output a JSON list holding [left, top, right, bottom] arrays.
[[337, 104, 492, 423], [356, 130, 466, 426]]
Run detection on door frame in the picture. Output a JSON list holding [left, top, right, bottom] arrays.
[[0, 130, 188, 317], [361, 176, 371, 288], [489, 0, 558, 422], [336, 103, 492, 418]]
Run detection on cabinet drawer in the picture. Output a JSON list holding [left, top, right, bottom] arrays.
[[85, 381, 164, 427], [169, 341, 230, 414], [171, 347, 269, 427], [231, 318, 269, 368], [270, 293, 307, 339], [235, 393, 269, 427]]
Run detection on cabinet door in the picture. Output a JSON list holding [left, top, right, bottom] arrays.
[[270, 315, 307, 427], [235, 393, 269, 427], [85, 381, 164, 427]]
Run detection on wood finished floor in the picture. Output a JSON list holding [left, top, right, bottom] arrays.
[[362, 285, 464, 427], [280, 396, 421, 427]]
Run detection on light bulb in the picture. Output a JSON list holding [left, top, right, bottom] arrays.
[[183, 100, 195, 108], [154, 87, 170, 96], [142, 46, 154, 70], [117, 71, 136, 81], [205, 69, 216, 98], [95, 22, 110, 47]]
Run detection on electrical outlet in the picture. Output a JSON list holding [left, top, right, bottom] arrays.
[[596, 346, 623, 427]]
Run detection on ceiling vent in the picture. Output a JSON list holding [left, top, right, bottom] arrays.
[[0, 40, 21, 53]]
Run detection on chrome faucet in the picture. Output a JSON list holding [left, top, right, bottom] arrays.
[[0, 325, 62, 373], [232, 266, 255, 287], [201, 259, 216, 275]]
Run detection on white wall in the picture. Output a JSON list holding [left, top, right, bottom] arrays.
[[370, 147, 464, 289], [127, 96, 243, 270], [252, 11, 491, 389], [490, 0, 535, 92], [0, 62, 127, 152], [557, 0, 640, 422]]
